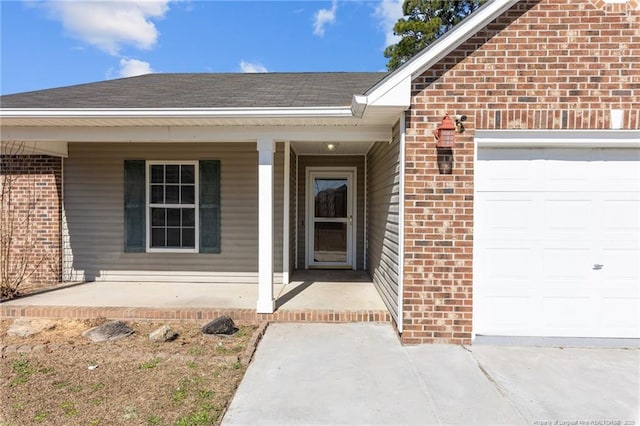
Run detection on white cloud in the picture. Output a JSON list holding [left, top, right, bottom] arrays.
[[239, 60, 268, 73], [119, 58, 153, 77], [44, 0, 172, 55], [313, 0, 337, 37], [374, 0, 403, 47]]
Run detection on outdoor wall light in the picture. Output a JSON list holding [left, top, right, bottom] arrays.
[[433, 115, 456, 148], [324, 142, 338, 152], [433, 115, 457, 175]]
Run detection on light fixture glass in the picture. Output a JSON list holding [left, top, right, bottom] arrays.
[[324, 142, 338, 151]]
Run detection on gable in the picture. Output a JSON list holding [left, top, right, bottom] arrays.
[[410, 0, 640, 130]]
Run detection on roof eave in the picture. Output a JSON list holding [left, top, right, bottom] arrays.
[[0, 106, 357, 120]]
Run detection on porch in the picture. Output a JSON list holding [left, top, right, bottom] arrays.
[[0, 271, 391, 324]]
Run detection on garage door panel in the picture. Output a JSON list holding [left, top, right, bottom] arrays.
[[598, 148, 640, 192], [600, 248, 639, 280], [475, 296, 532, 334], [541, 296, 592, 328], [542, 248, 593, 282], [484, 248, 532, 281], [475, 147, 640, 339], [603, 199, 639, 235], [482, 199, 533, 231], [544, 199, 593, 232], [601, 298, 640, 331]]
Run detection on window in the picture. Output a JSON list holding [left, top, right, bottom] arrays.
[[147, 162, 198, 252], [124, 159, 220, 254]]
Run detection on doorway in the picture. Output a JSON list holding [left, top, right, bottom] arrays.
[[306, 167, 356, 269]]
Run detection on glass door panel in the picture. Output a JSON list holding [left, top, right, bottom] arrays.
[[314, 178, 348, 218], [307, 171, 353, 268], [314, 222, 347, 263]]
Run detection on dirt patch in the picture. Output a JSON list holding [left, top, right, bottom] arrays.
[[0, 319, 258, 425]]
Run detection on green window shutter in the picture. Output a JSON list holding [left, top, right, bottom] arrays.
[[199, 160, 221, 253], [124, 160, 146, 252]]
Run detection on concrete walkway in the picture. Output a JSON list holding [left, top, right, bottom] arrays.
[[222, 323, 640, 425]]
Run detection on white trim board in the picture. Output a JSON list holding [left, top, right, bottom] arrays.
[[475, 130, 640, 148], [2, 125, 391, 143]]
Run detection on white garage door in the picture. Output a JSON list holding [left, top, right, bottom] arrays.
[[474, 147, 640, 338]]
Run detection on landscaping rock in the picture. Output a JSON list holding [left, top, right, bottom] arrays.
[[82, 320, 133, 342], [7, 319, 56, 337], [149, 325, 178, 342], [201, 315, 237, 335]]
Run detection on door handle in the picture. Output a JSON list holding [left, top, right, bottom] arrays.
[[349, 216, 353, 224], [593, 264, 604, 270]]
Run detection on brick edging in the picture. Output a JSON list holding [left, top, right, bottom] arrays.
[[0, 305, 391, 324]]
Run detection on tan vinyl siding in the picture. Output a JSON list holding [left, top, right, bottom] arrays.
[[296, 155, 365, 270], [63, 142, 284, 283], [367, 123, 401, 322]]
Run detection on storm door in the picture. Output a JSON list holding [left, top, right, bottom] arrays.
[[306, 168, 355, 269]]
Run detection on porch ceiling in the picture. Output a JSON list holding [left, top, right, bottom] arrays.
[[290, 140, 374, 155]]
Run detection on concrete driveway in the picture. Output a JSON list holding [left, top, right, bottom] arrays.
[[222, 323, 639, 425]]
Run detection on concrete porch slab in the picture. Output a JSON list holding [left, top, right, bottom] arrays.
[[0, 271, 390, 324]]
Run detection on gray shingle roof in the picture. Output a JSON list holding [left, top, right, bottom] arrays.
[[0, 72, 388, 109]]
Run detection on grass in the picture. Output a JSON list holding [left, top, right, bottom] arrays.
[[9, 358, 35, 387], [139, 357, 163, 370], [0, 320, 257, 426]]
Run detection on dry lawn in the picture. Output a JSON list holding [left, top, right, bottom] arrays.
[[0, 319, 258, 426]]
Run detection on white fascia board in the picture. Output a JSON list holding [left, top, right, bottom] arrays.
[[351, 95, 368, 118], [0, 106, 354, 119], [364, 0, 519, 108], [365, 75, 412, 108], [1, 124, 392, 143], [476, 129, 640, 148]]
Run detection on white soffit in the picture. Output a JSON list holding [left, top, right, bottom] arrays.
[[475, 130, 640, 148], [0, 140, 68, 157]]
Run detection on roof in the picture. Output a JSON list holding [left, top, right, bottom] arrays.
[[0, 72, 387, 109]]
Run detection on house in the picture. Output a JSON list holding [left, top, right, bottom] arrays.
[[1, 0, 638, 344]]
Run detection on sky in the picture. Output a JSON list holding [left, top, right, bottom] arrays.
[[0, 0, 404, 95]]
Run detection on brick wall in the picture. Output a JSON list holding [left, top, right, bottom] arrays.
[[1, 155, 62, 295], [402, 0, 639, 344]]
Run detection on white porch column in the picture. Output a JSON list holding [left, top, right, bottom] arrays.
[[256, 137, 275, 313]]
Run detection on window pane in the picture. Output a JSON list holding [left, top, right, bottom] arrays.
[[182, 228, 195, 247], [314, 222, 347, 262], [151, 228, 165, 247], [165, 185, 180, 204], [181, 185, 195, 204], [151, 165, 164, 183], [167, 208, 181, 226], [181, 165, 195, 184], [165, 165, 180, 183], [314, 178, 348, 218], [151, 185, 164, 204], [166, 228, 181, 247], [151, 208, 165, 226], [182, 208, 195, 227]]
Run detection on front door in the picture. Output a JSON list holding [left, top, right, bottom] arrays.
[[306, 168, 356, 269]]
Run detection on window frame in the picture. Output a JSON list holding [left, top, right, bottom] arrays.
[[145, 160, 199, 253]]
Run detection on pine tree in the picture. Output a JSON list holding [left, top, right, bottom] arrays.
[[384, 0, 487, 71]]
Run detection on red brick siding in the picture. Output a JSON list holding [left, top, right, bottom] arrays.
[[402, 0, 639, 344], [1, 155, 62, 292]]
